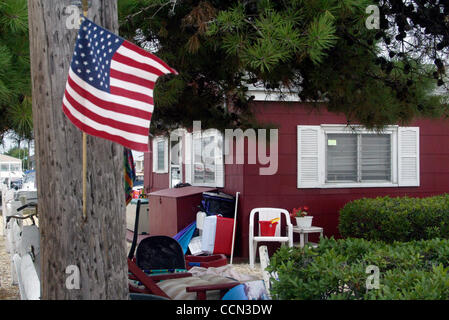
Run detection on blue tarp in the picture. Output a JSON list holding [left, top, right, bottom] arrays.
[[173, 222, 196, 254]]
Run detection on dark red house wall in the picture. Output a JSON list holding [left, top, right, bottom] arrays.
[[144, 151, 169, 193], [144, 101, 449, 259], [234, 101, 449, 258]]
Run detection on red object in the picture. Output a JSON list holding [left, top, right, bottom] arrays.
[[132, 190, 140, 199], [259, 221, 278, 237], [148, 186, 216, 237], [62, 18, 177, 152], [213, 217, 234, 255], [127, 258, 238, 300], [184, 254, 228, 270], [145, 102, 449, 258]]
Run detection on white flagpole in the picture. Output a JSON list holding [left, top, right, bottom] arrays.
[[230, 192, 240, 265]]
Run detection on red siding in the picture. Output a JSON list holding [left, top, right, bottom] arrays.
[[145, 102, 449, 258]]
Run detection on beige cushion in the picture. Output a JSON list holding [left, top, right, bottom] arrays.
[[157, 274, 236, 300]]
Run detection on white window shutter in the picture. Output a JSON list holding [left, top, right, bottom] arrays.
[[152, 137, 169, 173], [163, 138, 169, 173], [398, 127, 420, 187], [215, 132, 225, 188], [152, 138, 157, 173], [297, 126, 322, 188], [184, 133, 192, 184]]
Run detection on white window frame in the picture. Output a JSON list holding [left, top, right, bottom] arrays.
[[152, 136, 168, 174], [185, 129, 224, 188], [297, 124, 419, 189], [169, 129, 185, 188]]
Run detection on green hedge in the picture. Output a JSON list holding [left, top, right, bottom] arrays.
[[338, 195, 449, 242], [267, 237, 449, 300]]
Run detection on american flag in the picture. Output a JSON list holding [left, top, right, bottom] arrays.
[[62, 17, 177, 152]]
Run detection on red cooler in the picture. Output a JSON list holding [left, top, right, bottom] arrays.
[[201, 215, 234, 255]]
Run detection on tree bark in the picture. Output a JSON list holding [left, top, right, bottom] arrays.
[[28, 0, 128, 299]]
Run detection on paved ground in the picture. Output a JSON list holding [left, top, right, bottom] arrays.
[[0, 212, 20, 300]]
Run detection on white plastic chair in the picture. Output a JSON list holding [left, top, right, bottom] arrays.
[[249, 208, 293, 268]]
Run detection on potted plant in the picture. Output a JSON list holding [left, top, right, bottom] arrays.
[[291, 206, 313, 228]]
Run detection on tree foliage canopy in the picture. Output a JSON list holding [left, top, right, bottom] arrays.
[[0, 0, 32, 142], [119, 0, 448, 133]]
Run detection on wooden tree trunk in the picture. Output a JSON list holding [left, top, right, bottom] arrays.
[[28, 0, 128, 299]]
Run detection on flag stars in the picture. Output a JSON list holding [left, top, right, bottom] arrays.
[[71, 20, 125, 92]]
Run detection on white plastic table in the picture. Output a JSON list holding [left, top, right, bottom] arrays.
[[292, 226, 324, 248]]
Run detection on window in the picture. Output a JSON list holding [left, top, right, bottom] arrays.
[[193, 135, 216, 184], [169, 137, 182, 187], [1, 164, 8, 172], [185, 129, 224, 188], [297, 125, 419, 188], [152, 137, 168, 173], [10, 163, 21, 172], [326, 133, 391, 183], [157, 141, 165, 170]]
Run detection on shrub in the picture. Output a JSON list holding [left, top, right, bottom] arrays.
[[267, 237, 449, 300], [338, 195, 449, 242]]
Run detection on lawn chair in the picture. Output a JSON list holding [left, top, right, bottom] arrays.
[[128, 236, 239, 300], [249, 208, 293, 268]]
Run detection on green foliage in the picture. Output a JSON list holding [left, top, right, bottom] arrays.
[[267, 237, 449, 300], [338, 195, 449, 242], [0, 0, 32, 141], [5, 146, 28, 159], [305, 11, 337, 65], [8, 97, 33, 140], [119, 0, 448, 133]]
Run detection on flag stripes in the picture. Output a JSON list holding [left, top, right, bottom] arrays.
[[62, 17, 177, 152]]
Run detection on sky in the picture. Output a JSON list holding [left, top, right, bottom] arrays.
[[0, 133, 21, 154]]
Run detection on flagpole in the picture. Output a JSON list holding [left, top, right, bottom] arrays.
[[82, 0, 88, 221]]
